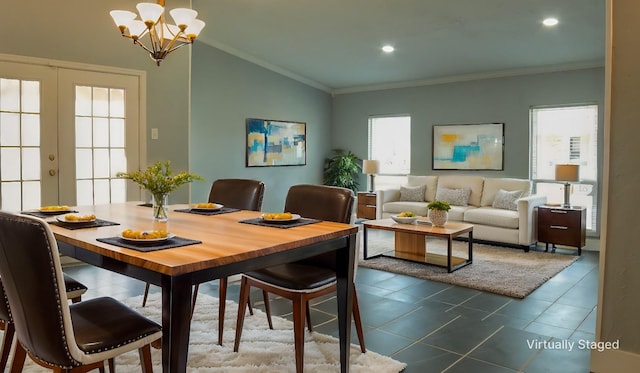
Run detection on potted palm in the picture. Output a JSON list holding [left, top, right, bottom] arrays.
[[323, 149, 362, 193], [427, 200, 451, 227]]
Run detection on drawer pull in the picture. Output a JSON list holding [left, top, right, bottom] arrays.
[[365, 205, 376, 208], [550, 210, 568, 214], [550, 225, 569, 230]]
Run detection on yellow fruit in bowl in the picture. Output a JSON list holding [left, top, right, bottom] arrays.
[[398, 211, 416, 218]]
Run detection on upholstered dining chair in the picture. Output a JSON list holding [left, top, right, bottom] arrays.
[[0, 211, 162, 373], [0, 274, 88, 371], [141, 178, 265, 345], [233, 184, 365, 373]]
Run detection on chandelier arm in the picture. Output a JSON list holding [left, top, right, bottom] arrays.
[[133, 39, 156, 56], [165, 41, 191, 56]]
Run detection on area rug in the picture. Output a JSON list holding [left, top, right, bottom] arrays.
[[20, 293, 406, 373], [359, 231, 578, 299]]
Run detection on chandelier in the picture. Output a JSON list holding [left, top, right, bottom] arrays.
[[110, 0, 206, 66]]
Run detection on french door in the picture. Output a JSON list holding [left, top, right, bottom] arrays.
[[0, 58, 142, 211]]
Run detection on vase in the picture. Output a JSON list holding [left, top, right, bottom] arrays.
[[429, 209, 448, 227], [152, 193, 169, 222]]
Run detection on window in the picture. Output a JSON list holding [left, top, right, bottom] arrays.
[[368, 115, 411, 190], [530, 104, 599, 233]]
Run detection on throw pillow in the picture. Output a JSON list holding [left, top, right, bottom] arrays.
[[492, 189, 524, 211], [435, 187, 471, 206], [399, 184, 426, 202]]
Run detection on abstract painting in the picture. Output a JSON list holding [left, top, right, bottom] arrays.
[[246, 118, 306, 167], [432, 123, 504, 170]]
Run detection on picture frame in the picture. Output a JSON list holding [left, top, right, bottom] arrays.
[[246, 118, 307, 167], [432, 123, 504, 170]]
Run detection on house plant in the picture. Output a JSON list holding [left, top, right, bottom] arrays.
[[427, 200, 451, 227], [323, 149, 362, 193], [117, 161, 203, 222]]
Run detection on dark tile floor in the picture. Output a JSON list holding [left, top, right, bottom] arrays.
[[63, 242, 598, 373]]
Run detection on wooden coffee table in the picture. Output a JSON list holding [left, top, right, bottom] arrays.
[[363, 218, 473, 272]]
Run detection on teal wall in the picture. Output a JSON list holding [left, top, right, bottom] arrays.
[[332, 67, 605, 186], [189, 44, 332, 212]]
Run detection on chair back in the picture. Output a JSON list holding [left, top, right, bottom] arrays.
[[284, 185, 355, 270], [208, 179, 265, 211], [0, 279, 9, 322], [284, 184, 354, 224], [0, 211, 83, 368]]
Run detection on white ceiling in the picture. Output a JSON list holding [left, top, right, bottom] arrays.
[[193, 0, 605, 93]]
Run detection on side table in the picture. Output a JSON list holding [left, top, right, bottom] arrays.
[[356, 192, 377, 220], [537, 205, 586, 255]]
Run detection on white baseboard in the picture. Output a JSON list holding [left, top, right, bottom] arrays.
[[591, 348, 640, 372]]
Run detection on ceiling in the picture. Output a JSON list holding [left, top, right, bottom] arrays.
[[193, 0, 605, 93]]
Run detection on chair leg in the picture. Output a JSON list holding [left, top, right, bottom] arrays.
[[10, 342, 27, 373], [292, 296, 306, 373], [217, 277, 227, 345], [142, 282, 151, 307], [0, 321, 15, 371], [352, 289, 366, 353], [305, 301, 313, 332], [108, 357, 115, 373], [233, 276, 251, 352], [191, 284, 200, 318], [262, 290, 273, 329], [71, 296, 82, 303], [139, 345, 153, 373]]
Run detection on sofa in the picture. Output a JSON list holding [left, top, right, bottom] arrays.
[[376, 175, 547, 249]]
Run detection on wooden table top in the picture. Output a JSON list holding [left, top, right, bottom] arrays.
[[363, 218, 473, 237], [47, 202, 358, 276]]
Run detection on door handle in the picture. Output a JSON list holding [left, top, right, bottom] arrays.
[[49, 169, 56, 176]]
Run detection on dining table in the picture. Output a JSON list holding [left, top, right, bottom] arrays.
[[44, 202, 358, 373]]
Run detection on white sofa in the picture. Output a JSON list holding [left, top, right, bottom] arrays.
[[376, 175, 547, 249]]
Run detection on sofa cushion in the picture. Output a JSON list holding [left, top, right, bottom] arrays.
[[448, 205, 477, 221], [480, 178, 532, 206], [492, 189, 523, 211], [399, 184, 426, 202], [464, 207, 519, 229], [437, 175, 484, 206], [407, 175, 438, 201], [383, 201, 429, 217], [435, 187, 471, 206]]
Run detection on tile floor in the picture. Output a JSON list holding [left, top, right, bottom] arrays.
[[63, 240, 598, 373]]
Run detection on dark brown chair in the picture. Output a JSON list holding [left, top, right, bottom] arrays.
[[0, 211, 162, 373], [233, 184, 365, 373], [142, 178, 265, 346], [0, 274, 88, 371]]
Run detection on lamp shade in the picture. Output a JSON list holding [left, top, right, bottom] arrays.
[[555, 164, 579, 182], [362, 160, 380, 174]]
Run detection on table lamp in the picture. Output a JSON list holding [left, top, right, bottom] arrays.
[[555, 164, 580, 208], [362, 160, 380, 192]]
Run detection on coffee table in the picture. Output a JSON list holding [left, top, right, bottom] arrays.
[[362, 218, 473, 272]]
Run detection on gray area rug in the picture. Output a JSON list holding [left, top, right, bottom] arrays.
[[360, 230, 578, 298], [20, 293, 406, 372]]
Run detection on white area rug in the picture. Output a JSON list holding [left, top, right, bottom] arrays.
[[20, 293, 406, 372]]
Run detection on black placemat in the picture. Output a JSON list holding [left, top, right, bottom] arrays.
[[239, 217, 321, 229], [96, 236, 202, 252], [21, 210, 79, 218], [174, 207, 241, 216], [49, 219, 120, 230]]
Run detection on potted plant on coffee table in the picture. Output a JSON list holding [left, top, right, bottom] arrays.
[[427, 200, 451, 227]]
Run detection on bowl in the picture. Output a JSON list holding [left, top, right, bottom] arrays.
[[391, 215, 418, 224]]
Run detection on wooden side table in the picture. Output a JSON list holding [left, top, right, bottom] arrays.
[[356, 192, 377, 220], [537, 205, 586, 255]]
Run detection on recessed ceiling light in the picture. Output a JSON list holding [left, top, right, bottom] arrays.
[[543, 18, 559, 26], [382, 45, 395, 53]]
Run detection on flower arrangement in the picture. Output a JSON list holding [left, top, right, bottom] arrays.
[[117, 161, 203, 221], [116, 161, 203, 196]]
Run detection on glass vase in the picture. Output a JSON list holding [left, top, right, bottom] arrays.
[[152, 193, 169, 222]]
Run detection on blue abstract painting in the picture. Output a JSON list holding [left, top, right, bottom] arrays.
[[246, 118, 306, 167], [433, 123, 504, 170]]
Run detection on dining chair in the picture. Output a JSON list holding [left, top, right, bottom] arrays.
[[0, 273, 88, 371], [233, 184, 365, 373], [141, 178, 265, 345], [0, 211, 162, 373]]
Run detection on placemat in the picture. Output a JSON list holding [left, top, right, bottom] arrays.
[[174, 207, 241, 216], [96, 236, 202, 252], [21, 210, 79, 218], [49, 219, 120, 230], [239, 217, 321, 229]]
